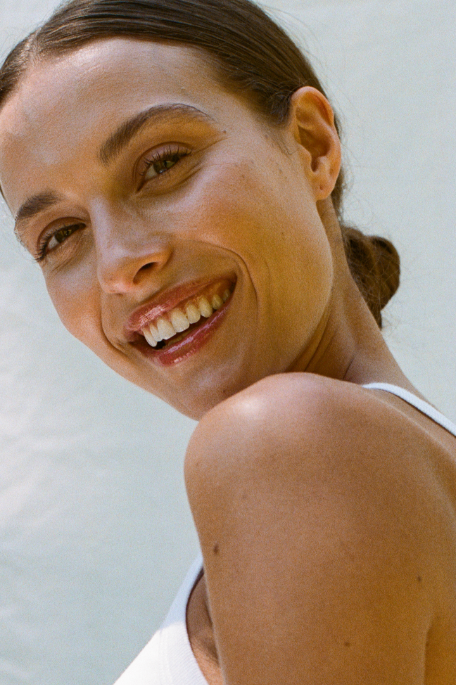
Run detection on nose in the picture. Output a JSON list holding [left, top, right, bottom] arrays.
[[93, 207, 173, 295]]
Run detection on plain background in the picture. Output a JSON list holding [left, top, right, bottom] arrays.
[[0, 1, 455, 683]]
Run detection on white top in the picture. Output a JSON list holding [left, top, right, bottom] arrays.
[[114, 554, 206, 685], [114, 384, 456, 685]]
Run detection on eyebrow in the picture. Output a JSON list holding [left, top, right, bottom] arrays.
[[13, 103, 213, 238], [15, 191, 64, 240], [98, 102, 213, 165]]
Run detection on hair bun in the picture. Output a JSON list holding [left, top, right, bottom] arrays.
[[342, 226, 400, 328]]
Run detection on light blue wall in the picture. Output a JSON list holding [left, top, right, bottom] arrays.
[[0, 1, 454, 683]]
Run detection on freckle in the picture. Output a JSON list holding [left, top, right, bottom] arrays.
[[417, 576, 422, 582], [213, 542, 219, 554], [344, 641, 351, 647]]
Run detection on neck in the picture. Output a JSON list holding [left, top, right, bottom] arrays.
[[288, 200, 417, 394]]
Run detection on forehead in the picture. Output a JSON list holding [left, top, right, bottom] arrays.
[[0, 39, 249, 209], [3, 37, 224, 122]]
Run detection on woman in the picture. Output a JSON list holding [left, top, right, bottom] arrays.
[[0, 0, 455, 683]]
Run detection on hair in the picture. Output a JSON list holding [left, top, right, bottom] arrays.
[[0, 0, 399, 327]]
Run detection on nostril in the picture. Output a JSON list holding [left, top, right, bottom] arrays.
[[138, 262, 155, 273], [134, 245, 174, 280], [97, 241, 173, 293], [132, 261, 160, 286]]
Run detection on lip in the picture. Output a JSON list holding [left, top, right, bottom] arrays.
[[124, 274, 236, 339], [135, 292, 232, 366]]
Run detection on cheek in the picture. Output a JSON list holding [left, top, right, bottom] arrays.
[[45, 262, 101, 349], [179, 155, 286, 250], [208, 154, 334, 337], [193, 152, 332, 284], [182, 155, 334, 360]]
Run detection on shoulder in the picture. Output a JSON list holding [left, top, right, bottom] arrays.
[[185, 372, 454, 599], [185, 373, 351, 498], [186, 372, 424, 480], [184, 375, 456, 682], [188, 372, 356, 445]]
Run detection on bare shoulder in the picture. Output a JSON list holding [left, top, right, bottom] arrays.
[[186, 371, 453, 486], [185, 372, 455, 530], [185, 373, 456, 685], [187, 372, 374, 456]]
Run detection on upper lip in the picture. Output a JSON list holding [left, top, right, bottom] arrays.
[[124, 274, 235, 339]]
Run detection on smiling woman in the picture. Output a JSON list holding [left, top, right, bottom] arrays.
[[0, 1, 455, 684]]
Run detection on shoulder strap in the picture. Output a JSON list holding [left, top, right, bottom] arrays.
[[363, 383, 456, 438]]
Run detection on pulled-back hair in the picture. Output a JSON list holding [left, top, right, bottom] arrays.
[[0, 0, 400, 326]]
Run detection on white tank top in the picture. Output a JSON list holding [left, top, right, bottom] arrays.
[[114, 383, 456, 685], [114, 554, 205, 685]]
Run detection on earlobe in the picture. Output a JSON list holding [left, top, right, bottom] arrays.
[[289, 86, 341, 200]]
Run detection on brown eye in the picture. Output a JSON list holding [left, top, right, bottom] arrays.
[[38, 223, 85, 261], [139, 147, 190, 184], [144, 155, 179, 179]]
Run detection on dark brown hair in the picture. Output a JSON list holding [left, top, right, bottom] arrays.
[[0, 0, 399, 326]]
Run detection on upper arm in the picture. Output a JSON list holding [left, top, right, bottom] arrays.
[[185, 375, 446, 685]]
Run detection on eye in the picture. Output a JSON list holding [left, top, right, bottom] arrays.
[[37, 222, 85, 262], [138, 145, 190, 185]]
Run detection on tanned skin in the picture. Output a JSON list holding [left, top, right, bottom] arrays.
[[0, 40, 454, 684]]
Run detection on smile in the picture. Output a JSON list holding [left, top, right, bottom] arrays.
[[124, 278, 235, 360], [142, 282, 232, 349]]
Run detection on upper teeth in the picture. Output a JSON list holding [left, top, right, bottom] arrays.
[[142, 289, 230, 347]]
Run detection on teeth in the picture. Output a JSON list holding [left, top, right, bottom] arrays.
[[185, 303, 201, 324], [141, 284, 233, 347], [149, 321, 160, 340], [157, 317, 176, 340], [170, 309, 190, 333], [211, 294, 223, 310], [143, 327, 157, 347], [198, 296, 213, 318]]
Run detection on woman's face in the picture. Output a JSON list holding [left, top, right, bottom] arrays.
[[0, 39, 334, 418]]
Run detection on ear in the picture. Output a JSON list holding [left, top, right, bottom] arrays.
[[288, 86, 341, 200]]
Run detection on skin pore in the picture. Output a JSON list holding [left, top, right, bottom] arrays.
[[1, 38, 456, 685]]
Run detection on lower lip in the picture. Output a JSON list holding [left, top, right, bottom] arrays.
[[136, 296, 232, 367]]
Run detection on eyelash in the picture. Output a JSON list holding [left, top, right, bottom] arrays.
[[36, 223, 85, 262], [138, 144, 190, 185], [35, 145, 191, 262]]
